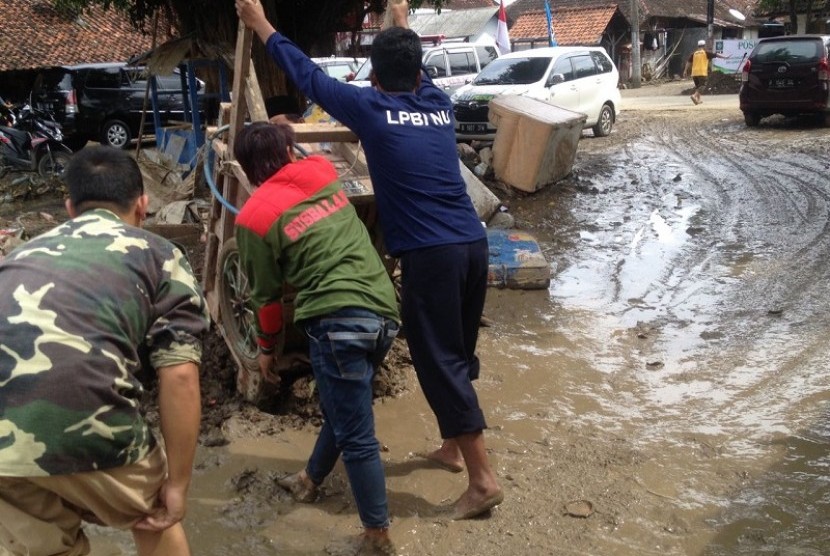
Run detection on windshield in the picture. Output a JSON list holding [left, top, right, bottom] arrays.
[[353, 58, 373, 82], [472, 57, 552, 85]]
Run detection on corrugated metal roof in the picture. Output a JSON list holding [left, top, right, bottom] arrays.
[[409, 7, 499, 39]]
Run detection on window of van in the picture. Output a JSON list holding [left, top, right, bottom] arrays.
[[753, 40, 824, 63], [476, 46, 499, 70], [551, 57, 574, 82], [84, 68, 125, 89], [591, 51, 613, 73], [424, 53, 448, 77], [572, 55, 597, 79], [448, 51, 477, 75]]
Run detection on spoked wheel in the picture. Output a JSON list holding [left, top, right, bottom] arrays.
[[37, 149, 72, 179], [101, 119, 132, 149], [217, 237, 270, 404], [592, 103, 614, 137]]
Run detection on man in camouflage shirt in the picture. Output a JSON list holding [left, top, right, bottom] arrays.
[[0, 146, 209, 556]]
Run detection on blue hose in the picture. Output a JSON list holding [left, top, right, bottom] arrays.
[[203, 123, 310, 216], [204, 124, 238, 215]]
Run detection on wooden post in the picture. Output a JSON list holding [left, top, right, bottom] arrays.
[[203, 20, 267, 301]]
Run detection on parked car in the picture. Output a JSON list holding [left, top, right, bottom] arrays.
[[32, 62, 207, 150], [311, 56, 366, 82], [451, 46, 621, 140], [739, 35, 830, 126], [350, 40, 499, 94]]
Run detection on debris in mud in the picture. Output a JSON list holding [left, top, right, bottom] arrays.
[[563, 499, 594, 518], [0, 173, 66, 206], [0, 227, 24, 258]]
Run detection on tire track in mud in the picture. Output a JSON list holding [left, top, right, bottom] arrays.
[[503, 105, 830, 556], [596, 113, 830, 442]]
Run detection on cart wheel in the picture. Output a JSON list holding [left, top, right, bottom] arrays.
[[217, 237, 270, 404]]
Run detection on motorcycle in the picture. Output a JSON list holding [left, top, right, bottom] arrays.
[[0, 101, 73, 181]]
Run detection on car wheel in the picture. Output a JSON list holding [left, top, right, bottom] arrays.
[[217, 237, 270, 404], [101, 119, 132, 149], [743, 112, 761, 127], [592, 104, 614, 137], [37, 149, 72, 179]]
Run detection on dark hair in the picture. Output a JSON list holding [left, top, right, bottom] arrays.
[[234, 122, 296, 186], [370, 27, 422, 92], [65, 146, 143, 213]]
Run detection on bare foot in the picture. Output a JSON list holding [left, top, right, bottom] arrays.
[[417, 450, 464, 473], [325, 530, 395, 556], [419, 441, 464, 473], [277, 470, 318, 503], [450, 486, 504, 520]]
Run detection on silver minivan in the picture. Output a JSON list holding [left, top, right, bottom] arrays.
[[451, 46, 621, 140], [350, 41, 499, 94]]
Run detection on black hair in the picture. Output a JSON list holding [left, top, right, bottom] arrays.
[[234, 122, 296, 186], [370, 27, 422, 92], [65, 146, 143, 213]]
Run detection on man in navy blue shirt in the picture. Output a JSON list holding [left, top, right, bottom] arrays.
[[236, 0, 503, 522]]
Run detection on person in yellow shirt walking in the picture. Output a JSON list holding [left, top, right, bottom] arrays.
[[684, 39, 727, 105]]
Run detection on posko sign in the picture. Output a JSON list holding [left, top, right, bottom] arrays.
[[712, 39, 756, 73]]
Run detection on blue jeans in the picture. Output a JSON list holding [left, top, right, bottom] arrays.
[[301, 307, 399, 529]]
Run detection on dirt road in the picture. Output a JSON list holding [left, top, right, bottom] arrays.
[[74, 82, 830, 555]]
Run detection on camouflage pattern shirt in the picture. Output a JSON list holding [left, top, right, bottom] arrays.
[[0, 209, 209, 477]]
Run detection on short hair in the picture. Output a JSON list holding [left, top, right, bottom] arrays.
[[65, 146, 143, 213], [370, 27, 422, 92], [234, 122, 296, 186]]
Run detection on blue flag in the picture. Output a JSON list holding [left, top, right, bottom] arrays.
[[544, 0, 557, 46]]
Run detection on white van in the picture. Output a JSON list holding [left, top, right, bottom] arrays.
[[350, 41, 500, 94], [451, 46, 621, 140]]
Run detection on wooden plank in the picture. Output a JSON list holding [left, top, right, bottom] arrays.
[[291, 123, 358, 144], [245, 61, 269, 122], [229, 20, 252, 152]]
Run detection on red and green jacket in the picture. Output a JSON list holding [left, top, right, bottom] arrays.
[[235, 155, 399, 351]]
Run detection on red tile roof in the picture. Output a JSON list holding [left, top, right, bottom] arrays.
[[447, 0, 498, 7], [510, 5, 619, 45], [1, 0, 157, 71]]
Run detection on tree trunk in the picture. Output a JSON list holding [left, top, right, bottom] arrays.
[[789, 0, 799, 33]]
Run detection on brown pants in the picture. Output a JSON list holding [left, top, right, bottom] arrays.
[[0, 445, 167, 556]]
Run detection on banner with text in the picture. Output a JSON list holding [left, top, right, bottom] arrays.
[[713, 39, 756, 73]]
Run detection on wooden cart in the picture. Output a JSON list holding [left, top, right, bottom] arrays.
[[201, 24, 389, 403]]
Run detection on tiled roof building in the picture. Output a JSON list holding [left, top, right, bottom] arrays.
[[510, 4, 620, 45], [1, 0, 157, 71]]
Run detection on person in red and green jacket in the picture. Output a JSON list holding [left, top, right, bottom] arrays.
[[236, 0, 503, 522], [233, 122, 400, 553]]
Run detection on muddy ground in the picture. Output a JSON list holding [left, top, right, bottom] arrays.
[[3, 77, 830, 555]]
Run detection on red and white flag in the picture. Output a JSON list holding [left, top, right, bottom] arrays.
[[495, 0, 511, 54]]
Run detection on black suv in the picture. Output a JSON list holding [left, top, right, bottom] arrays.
[[739, 35, 830, 126], [32, 62, 206, 149]]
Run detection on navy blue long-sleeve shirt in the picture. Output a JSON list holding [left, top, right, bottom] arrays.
[[264, 32, 485, 257]]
